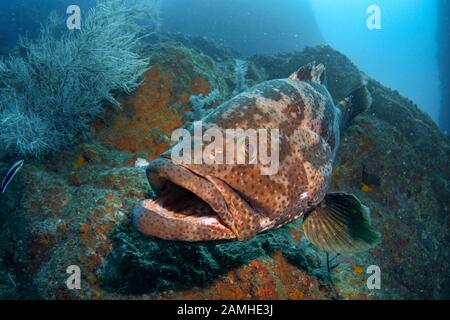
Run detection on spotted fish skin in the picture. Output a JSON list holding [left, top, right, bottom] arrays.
[[133, 64, 343, 242], [201, 70, 340, 207]]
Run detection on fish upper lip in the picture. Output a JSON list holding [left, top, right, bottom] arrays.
[[159, 154, 219, 188], [158, 153, 257, 219], [160, 153, 205, 179]]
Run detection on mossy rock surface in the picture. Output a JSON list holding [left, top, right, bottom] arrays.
[[99, 219, 319, 296]]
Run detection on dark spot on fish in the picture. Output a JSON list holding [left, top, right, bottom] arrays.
[[234, 95, 258, 109], [277, 80, 304, 98], [210, 95, 259, 128], [280, 100, 306, 137], [256, 81, 284, 101], [302, 139, 330, 169]]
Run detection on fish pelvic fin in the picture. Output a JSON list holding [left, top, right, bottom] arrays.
[[302, 193, 381, 253], [337, 85, 372, 130], [289, 62, 327, 85]]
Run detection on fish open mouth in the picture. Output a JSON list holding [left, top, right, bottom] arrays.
[[147, 180, 219, 220], [132, 157, 236, 241]]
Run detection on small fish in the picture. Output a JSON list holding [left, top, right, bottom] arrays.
[[133, 63, 380, 253], [1, 160, 24, 193]]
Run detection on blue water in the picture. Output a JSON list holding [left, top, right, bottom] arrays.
[[0, 0, 95, 53], [160, 0, 323, 55], [0, 0, 443, 126], [310, 0, 441, 126]]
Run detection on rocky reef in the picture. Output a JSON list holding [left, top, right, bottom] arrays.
[[0, 40, 449, 300]]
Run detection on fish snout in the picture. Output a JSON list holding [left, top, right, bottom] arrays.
[[133, 157, 237, 241]]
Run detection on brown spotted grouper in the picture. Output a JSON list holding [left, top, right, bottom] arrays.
[[132, 63, 380, 253]]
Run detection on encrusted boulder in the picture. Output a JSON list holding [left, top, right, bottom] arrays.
[[94, 42, 232, 160]]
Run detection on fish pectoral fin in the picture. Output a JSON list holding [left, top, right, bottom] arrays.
[[302, 193, 381, 253], [206, 175, 262, 242]]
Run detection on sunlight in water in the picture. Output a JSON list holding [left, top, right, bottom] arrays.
[[310, 0, 440, 122]]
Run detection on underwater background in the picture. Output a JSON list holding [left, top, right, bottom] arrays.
[[0, 0, 449, 299]]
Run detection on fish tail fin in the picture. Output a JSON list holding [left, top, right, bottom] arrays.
[[337, 85, 372, 130], [302, 193, 381, 253]]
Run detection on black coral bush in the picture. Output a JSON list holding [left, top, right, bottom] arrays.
[[0, 0, 158, 158]]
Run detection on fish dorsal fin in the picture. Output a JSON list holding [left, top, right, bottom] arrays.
[[289, 63, 326, 85]]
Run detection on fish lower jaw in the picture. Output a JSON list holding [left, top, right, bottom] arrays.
[[132, 198, 236, 242]]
